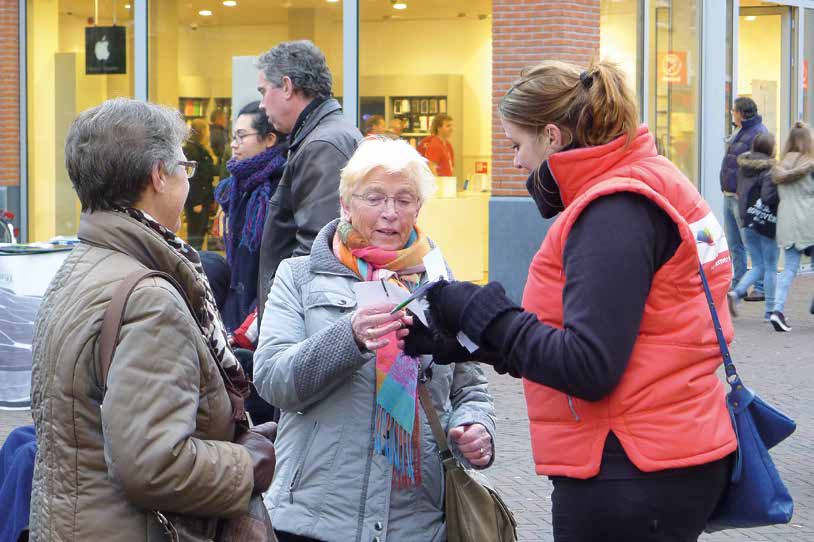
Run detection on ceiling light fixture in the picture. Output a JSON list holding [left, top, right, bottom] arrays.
[[326, 0, 340, 3], [124, 3, 131, 8], [223, 0, 238, 6], [744, 15, 757, 21], [392, 1, 407, 10], [199, 9, 213, 16]]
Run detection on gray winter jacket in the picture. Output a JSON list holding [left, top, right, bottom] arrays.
[[257, 99, 362, 319], [773, 152, 814, 250], [254, 220, 497, 542]]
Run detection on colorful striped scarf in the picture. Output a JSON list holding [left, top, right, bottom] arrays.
[[333, 219, 432, 486]]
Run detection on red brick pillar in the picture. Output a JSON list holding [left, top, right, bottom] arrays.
[[491, 0, 600, 195], [0, 0, 19, 191]]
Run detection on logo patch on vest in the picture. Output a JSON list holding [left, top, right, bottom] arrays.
[[689, 212, 729, 264]]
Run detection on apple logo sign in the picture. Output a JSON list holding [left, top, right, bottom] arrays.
[[94, 35, 110, 62]]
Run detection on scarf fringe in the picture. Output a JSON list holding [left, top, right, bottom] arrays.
[[374, 407, 421, 487]]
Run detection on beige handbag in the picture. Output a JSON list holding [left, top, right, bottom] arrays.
[[99, 269, 275, 542], [417, 381, 518, 542]]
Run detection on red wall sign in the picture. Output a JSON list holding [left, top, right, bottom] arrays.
[[658, 51, 687, 85], [475, 161, 488, 174]]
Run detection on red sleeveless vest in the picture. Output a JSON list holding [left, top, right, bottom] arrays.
[[521, 127, 737, 478]]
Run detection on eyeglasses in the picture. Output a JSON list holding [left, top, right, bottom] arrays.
[[177, 160, 197, 178], [352, 192, 419, 212], [232, 131, 260, 144]]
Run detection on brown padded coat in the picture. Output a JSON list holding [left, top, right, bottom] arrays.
[[29, 211, 254, 541]]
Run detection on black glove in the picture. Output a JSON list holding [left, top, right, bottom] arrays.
[[403, 311, 508, 369], [425, 280, 482, 335], [402, 315, 472, 364], [426, 280, 520, 344]]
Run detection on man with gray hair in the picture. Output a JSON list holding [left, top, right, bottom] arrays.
[[255, 40, 362, 319]]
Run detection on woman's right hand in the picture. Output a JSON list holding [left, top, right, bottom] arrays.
[[351, 303, 412, 351]]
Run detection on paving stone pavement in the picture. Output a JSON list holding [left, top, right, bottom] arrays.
[[1, 276, 812, 541]]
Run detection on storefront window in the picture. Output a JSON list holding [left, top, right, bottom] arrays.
[[148, 0, 343, 248], [360, 0, 492, 282], [648, 0, 700, 184], [26, 1, 134, 241], [148, 0, 343, 129], [600, 0, 641, 104]]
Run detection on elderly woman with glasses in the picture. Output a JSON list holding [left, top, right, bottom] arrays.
[[254, 137, 497, 542], [30, 98, 277, 540]]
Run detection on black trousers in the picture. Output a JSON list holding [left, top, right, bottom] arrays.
[[551, 455, 731, 542]]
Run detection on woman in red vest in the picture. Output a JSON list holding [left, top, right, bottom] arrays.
[[404, 60, 737, 541]]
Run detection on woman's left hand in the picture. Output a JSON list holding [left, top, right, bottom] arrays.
[[448, 423, 493, 467]]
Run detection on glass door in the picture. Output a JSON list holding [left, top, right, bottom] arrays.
[[738, 2, 795, 145]]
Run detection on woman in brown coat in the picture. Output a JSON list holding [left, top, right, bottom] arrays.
[[29, 98, 276, 541]]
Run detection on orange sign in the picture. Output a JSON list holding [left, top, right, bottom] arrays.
[[475, 161, 488, 174], [658, 51, 687, 85]]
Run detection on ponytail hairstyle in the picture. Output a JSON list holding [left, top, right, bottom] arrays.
[[781, 120, 813, 158], [499, 59, 639, 149]]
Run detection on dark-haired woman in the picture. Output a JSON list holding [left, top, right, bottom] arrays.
[[405, 60, 736, 541], [215, 101, 287, 333], [213, 100, 287, 425]]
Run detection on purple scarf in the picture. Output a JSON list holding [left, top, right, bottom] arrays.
[[215, 145, 286, 265]]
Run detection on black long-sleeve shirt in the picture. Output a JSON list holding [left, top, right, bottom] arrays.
[[485, 191, 683, 478]]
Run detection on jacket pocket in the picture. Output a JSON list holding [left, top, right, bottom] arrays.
[[303, 292, 357, 334], [288, 420, 320, 504]]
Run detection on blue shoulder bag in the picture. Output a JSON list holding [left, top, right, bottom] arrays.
[[699, 263, 796, 531]]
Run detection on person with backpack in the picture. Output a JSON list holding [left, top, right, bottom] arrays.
[[726, 132, 779, 322], [719, 97, 769, 298]]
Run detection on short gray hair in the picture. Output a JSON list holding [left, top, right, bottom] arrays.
[[65, 98, 188, 212], [256, 40, 333, 100]]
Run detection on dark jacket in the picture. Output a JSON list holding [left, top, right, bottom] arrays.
[[183, 141, 218, 208], [736, 152, 778, 238], [720, 115, 768, 193], [210, 124, 229, 161], [257, 99, 362, 317]]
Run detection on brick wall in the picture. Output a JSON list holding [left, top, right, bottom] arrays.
[[491, 0, 600, 196], [0, 0, 19, 189]]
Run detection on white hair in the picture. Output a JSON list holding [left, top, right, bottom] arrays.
[[339, 137, 436, 208]]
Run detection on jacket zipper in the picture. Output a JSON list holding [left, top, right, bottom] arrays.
[[567, 396, 581, 421], [355, 381, 379, 542], [289, 420, 319, 504]]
